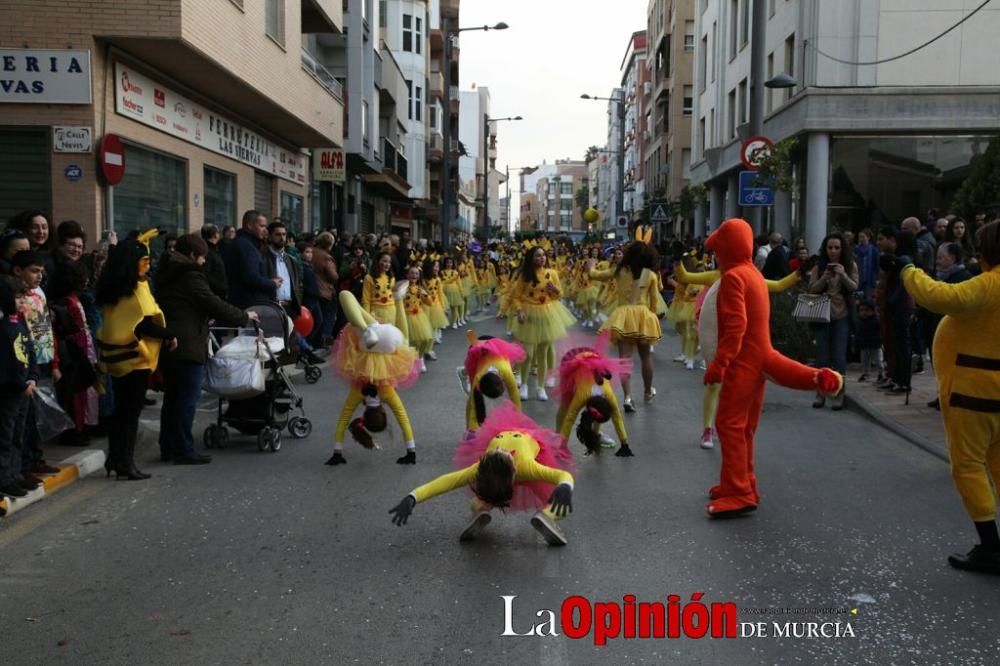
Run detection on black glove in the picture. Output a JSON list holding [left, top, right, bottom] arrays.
[[548, 484, 573, 518], [389, 495, 416, 526]]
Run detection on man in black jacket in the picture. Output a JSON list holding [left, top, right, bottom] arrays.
[[223, 210, 279, 308]]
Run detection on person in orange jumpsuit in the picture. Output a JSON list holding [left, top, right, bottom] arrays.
[[703, 219, 844, 518]]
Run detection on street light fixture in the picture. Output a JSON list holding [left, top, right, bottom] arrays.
[[440, 20, 509, 249], [481, 115, 523, 240], [764, 72, 798, 88], [580, 93, 626, 232]]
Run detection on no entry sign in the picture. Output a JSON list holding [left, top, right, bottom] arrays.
[[740, 135, 774, 171], [99, 133, 126, 185]]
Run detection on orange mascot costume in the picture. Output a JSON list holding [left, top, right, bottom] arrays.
[[703, 219, 844, 518]]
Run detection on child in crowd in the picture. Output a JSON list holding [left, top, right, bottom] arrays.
[[11, 251, 61, 477], [0, 279, 40, 502], [856, 299, 883, 383]]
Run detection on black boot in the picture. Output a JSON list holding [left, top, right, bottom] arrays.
[[105, 417, 121, 478], [116, 418, 150, 481]]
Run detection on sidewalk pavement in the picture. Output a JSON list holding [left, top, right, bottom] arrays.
[[844, 363, 948, 461], [0, 448, 106, 519]]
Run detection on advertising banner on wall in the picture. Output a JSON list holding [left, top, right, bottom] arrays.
[[314, 148, 345, 182], [0, 49, 92, 104], [114, 63, 307, 184]]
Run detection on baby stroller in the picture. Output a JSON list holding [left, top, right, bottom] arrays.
[[203, 303, 313, 452]]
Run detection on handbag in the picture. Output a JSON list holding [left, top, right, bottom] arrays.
[[792, 293, 831, 323]]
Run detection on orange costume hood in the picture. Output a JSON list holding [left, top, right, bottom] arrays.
[[706, 218, 754, 271]]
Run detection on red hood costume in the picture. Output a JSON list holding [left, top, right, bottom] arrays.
[[703, 219, 843, 517]]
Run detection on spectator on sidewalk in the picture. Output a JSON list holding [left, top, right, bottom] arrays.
[[311, 231, 340, 347], [264, 220, 303, 318], [0, 279, 39, 501], [925, 243, 974, 410], [0, 229, 30, 277], [807, 233, 859, 410], [154, 234, 254, 465], [200, 224, 229, 299], [223, 210, 278, 309], [855, 299, 882, 383], [761, 235, 790, 280], [874, 227, 898, 388], [297, 242, 323, 345], [946, 217, 978, 275], [853, 228, 880, 300], [883, 230, 916, 395]]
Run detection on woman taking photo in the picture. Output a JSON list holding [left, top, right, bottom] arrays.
[[807, 233, 859, 410]]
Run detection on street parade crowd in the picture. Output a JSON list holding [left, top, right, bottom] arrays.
[[1, 207, 1000, 575]]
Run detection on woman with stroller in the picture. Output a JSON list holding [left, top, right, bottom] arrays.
[[153, 233, 257, 465]]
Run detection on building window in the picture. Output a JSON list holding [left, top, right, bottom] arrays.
[[708, 108, 715, 147], [406, 80, 413, 119], [204, 167, 235, 227], [738, 78, 748, 125], [727, 88, 737, 139], [429, 103, 437, 129], [560, 182, 573, 195], [740, 0, 750, 48], [114, 143, 186, 235], [768, 0, 775, 18], [699, 35, 708, 91], [784, 33, 796, 102], [711, 21, 717, 81], [265, 0, 285, 47], [766, 52, 774, 113], [728, 0, 738, 60], [698, 117, 706, 154], [255, 171, 275, 217], [362, 100, 370, 145], [379, 0, 386, 27], [415, 85, 422, 121], [683, 86, 693, 116], [280, 191, 304, 234], [403, 14, 413, 52], [0, 128, 49, 222], [415, 17, 422, 55], [684, 21, 695, 51]]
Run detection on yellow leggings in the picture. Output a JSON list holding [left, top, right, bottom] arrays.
[[676, 320, 698, 360], [519, 342, 554, 386], [703, 383, 722, 430], [943, 406, 1000, 522], [334, 384, 415, 449], [556, 380, 628, 445]]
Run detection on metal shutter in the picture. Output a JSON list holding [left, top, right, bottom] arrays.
[[254, 171, 275, 217], [0, 128, 51, 224]]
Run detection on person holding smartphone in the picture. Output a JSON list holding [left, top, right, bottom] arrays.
[[807, 233, 859, 410]]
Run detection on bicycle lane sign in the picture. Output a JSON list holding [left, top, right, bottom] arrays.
[[738, 170, 774, 207]]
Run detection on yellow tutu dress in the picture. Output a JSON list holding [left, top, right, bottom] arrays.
[[440, 268, 463, 309], [363, 273, 397, 324], [423, 276, 450, 330], [508, 268, 576, 345], [667, 281, 701, 325], [332, 326, 420, 387], [403, 288, 434, 345], [591, 266, 662, 345]]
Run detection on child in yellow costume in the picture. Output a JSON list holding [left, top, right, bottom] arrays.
[[509, 247, 576, 402], [95, 229, 176, 481], [676, 257, 800, 449], [555, 333, 633, 457], [459, 331, 525, 432], [363, 252, 399, 325], [388, 403, 575, 546], [440, 257, 465, 327], [667, 256, 705, 369], [328, 289, 420, 466], [575, 247, 602, 328], [889, 221, 1000, 575], [421, 259, 449, 346], [402, 266, 434, 372], [588, 230, 661, 411]]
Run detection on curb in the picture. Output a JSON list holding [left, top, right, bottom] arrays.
[[0, 449, 106, 518], [844, 394, 948, 463]]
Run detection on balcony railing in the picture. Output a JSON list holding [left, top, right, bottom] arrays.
[[383, 138, 409, 183], [301, 48, 344, 100]]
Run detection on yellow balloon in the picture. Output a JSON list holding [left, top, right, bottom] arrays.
[[583, 208, 600, 224]]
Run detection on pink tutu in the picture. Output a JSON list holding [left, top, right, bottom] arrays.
[[464, 337, 526, 379], [452, 402, 574, 512], [554, 332, 632, 404]]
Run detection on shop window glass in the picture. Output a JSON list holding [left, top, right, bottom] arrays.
[[113, 143, 186, 236], [204, 167, 236, 227], [280, 191, 304, 235]]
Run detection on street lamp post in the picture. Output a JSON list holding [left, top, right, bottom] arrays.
[[440, 20, 508, 249], [581, 93, 625, 233], [481, 114, 521, 240]]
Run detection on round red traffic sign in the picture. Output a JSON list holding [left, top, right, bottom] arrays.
[[99, 133, 126, 186], [740, 135, 774, 171]]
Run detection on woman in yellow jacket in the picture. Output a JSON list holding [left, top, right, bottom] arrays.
[[509, 247, 576, 401], [893, 222, 1000, 575]]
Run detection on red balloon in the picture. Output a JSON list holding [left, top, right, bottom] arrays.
[[294, 306, 314, 337]]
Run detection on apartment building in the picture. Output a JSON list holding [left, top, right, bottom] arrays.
[[691, 0, 1000, 252], [426, 0, 462, 242], [621, 31, 648, 222], [0, 0, 344, 240], [534, 160, 589, 234], [645, 0, 695, 236], [458, 87, 489, 236]]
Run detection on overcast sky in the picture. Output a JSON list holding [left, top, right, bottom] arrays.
[[458, 0, 649, 219]]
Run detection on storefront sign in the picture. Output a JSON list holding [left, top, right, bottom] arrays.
[[314, 148, 345, 182], [53, 126, 93, 153], [64, 164, 82, 181], [114, 63, 306, 185], [0, 49, 92, 104]]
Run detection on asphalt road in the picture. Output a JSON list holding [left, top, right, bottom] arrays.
[[1, 314, 998, 665]]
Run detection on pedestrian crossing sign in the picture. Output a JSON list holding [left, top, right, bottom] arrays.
[[650, 202, 670, 223]]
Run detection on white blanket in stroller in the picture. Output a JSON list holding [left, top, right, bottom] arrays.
[[203, 336, 282, 399]]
